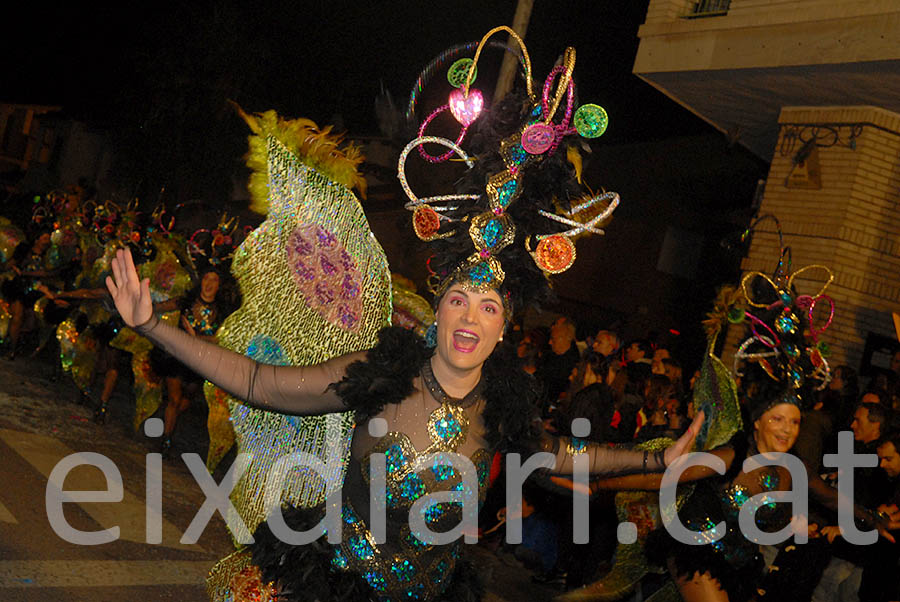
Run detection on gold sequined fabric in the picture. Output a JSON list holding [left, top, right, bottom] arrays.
[[206, 133, 390, 600], [110, 312, 180, 430], [204, 380, 236, 472], [56, 316, 97, 393], [206, 549, 254, 601]]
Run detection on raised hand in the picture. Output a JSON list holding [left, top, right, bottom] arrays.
[[664, 410, 705, 468], [105, 248, 153, 328]]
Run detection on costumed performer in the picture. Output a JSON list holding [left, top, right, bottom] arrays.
[[573, 218, 900, 602], [106, 26, 705, 602]]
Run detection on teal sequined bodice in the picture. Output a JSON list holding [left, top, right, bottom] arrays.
[[330, 369, 492, 601]]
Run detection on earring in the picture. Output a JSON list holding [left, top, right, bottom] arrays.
[[425, 322, 437, 348]]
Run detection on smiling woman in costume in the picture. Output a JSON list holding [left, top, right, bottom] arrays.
[[586, 221, 900, 602], [107, 27, 703, 602]]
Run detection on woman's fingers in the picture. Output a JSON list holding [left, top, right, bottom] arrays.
[[124, 247, 139, 287], [665, 410, 705, 468], [109, 253, 121, 291]]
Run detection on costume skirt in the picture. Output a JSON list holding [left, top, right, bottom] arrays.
[[249, 504, 485, 602]]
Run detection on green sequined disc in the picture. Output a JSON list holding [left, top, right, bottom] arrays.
[[447, 58, 477, 88], [574, 103, 609, 138]]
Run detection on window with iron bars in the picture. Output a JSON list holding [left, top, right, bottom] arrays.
[[684, 0, 731, 18]]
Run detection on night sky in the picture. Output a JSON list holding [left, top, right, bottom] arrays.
[[3, 1, 767, 351], [4, 1, 710, 138]]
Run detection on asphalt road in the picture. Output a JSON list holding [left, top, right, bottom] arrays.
[[0, 352, 562, 601]]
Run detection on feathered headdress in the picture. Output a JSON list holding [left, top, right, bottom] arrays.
[[708, 215, 834, 417], [398, 26, 618, 313]]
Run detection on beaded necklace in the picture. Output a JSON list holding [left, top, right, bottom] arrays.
[[420, 358, 483, 410]]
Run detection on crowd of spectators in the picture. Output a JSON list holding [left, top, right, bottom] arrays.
[[483, 314, 900, 600], [4, 186, 900, 600]]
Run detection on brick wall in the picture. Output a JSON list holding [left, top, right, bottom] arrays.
[[723, 105, 900, 378]]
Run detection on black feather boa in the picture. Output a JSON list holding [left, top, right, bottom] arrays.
[[330, 325, 542, 452]]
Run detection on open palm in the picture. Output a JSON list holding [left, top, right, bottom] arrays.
[[105, 248, 153, 328], [664, 410, 705, 468]]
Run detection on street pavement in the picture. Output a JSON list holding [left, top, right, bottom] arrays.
[[0, 352, 561, 601]]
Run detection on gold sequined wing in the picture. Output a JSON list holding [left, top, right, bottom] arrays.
[[208, 118, 391, 547]]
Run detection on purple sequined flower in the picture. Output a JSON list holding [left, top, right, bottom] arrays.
[[316, 227, 336, 247], [339, 305, 359, 329], [293, 260, 314, 281], [320, 255, 337, 275], [315, 282, 334, 305], [292, 235, 313, 256], [341, 274, 360, 299], [340, 250, 354, 270]]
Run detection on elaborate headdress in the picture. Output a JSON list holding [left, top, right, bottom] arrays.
[[706, 215, 833, 418], [186, 212, 244, 274], [398, 27, 618, 312]]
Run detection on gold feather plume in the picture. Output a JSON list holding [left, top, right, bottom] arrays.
[[232, 102, 367, 214], [703, 284, 746, 342]]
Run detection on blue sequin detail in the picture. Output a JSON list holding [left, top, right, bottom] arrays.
[[332, 548, 349, 570], [404, 530, 429, 550], [686, 517, 721, 548], [432, 560, 449, 583], [482, 219, 503, 248], [570, 437, 588, 454], [404, 583, 425, 599], [497, 180, 517, 207], [385, 444, 407, 474], [730, 487, 749, 508], [349, 535, 375, 560], [246, 334, 289, 366], [391, 559, 416, 582], [776, 313, 798, 334], [342, 505, 358, 525], [399, 474, 426, 502], [508, 144, 527, 166], [434, 414, 462, 441], [433, 463, 456, 482], [424, 503, 446, 524], [363, 570, 387, 592], [477, 459, 490, 488], [779, 291, 792, 306], [466, 262, 494, 285]]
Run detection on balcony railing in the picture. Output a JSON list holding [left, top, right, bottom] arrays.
[[683, 0, 731, 18]]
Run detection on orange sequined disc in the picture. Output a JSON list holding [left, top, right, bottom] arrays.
[[533, 235, 575, 274], [412, 206, 442, 240]]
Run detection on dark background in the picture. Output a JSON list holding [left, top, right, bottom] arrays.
[[2, 0, 769, 364]]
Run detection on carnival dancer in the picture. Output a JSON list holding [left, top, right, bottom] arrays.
[[567, 219, 900, 602], [105, 27, 706, 602], [152, 262, 229, 455]]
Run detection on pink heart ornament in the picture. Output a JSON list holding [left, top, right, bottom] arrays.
[[449, 88, 484, 127]]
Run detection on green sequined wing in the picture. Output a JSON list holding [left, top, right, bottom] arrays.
[[211, 134, 392, 546]]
